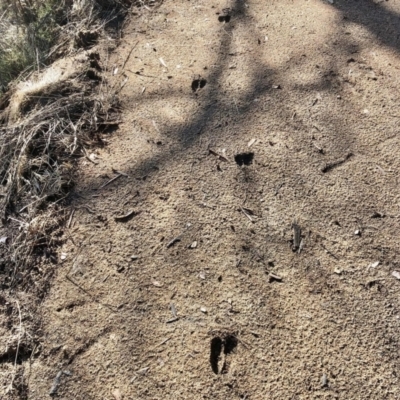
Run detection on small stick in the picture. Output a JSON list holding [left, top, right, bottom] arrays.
[[269, 273, 282, 282], [153, 337, 171, 349], [292, 223, 301, 252], [49, 371, 72, 396], [49, 371, 63, 396], [321, 153, 353, 173], [167, 236, 181, 248], [98, 173, 122, 190], [298, 239, 304, 254], [67, 209, 75, 229], [321, 243, 339, 260], [209, 148, 229, 162], [114, 210, 138, 222], [112, 169, 129, 177], [18, 195, 47, 213], [240, 207, 253, 222], [122, 41, 139, 70]]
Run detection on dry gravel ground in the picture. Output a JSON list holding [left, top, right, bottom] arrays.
[[4, 0, 400, 398]]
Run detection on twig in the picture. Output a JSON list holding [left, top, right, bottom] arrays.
[[49, 371, 63, 396], [240, 207, 253, 222], [167, 236, 181, 248], [98, 173, 123, 190], [67, 209, 75, 229], [65, 275, 118, 311], [321, 153, 353, 173], [321, 243, 339, 260], [122, 41, 139, 70], [209, 148, 229, 162], [49, 370, 72, 396], [112, 168, 129, 177], [292, 222, 301, 252], [64, 242, 118, 310], [18, 195, 47, 213], [153, 337, 171, 350]]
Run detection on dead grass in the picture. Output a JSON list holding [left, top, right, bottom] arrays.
[[0, 0, 132, 290], [0, 0, 135, 91], [0, 1, 160, 396]]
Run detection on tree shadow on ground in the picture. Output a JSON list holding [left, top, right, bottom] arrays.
[[53, 0, 400, 398], [329, 0, 400, 52]]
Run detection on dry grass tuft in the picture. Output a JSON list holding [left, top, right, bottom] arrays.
[[0, 0, 137, 90], [0, 0, 160, 397], [0, 0, 128, 290], [0, 54, 120, 287]]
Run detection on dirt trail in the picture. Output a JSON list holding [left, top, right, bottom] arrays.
[[21, 0, 400, 398]]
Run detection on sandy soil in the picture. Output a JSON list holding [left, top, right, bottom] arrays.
[[3, 0, 400, 398]]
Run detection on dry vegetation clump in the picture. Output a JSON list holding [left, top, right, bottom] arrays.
[[0, 1, 129, 397], [0, 0, 134, 90], [0, 0, 135, 290], [0, 0, 163, 397]]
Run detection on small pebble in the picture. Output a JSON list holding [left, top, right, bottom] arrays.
[[392, 271, 400, 280], [369, 261, 380, 269]]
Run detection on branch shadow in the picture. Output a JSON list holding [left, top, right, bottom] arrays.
[[49, 0, 400, 398]]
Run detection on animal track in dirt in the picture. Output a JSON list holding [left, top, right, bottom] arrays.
[[234, 152, 254, 166], [210, 337, 223, 374], [191, 77, 207, 92], [218, 8, 231, 23], [218, 14, 231, 23], [210, 334, 238, 374]]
